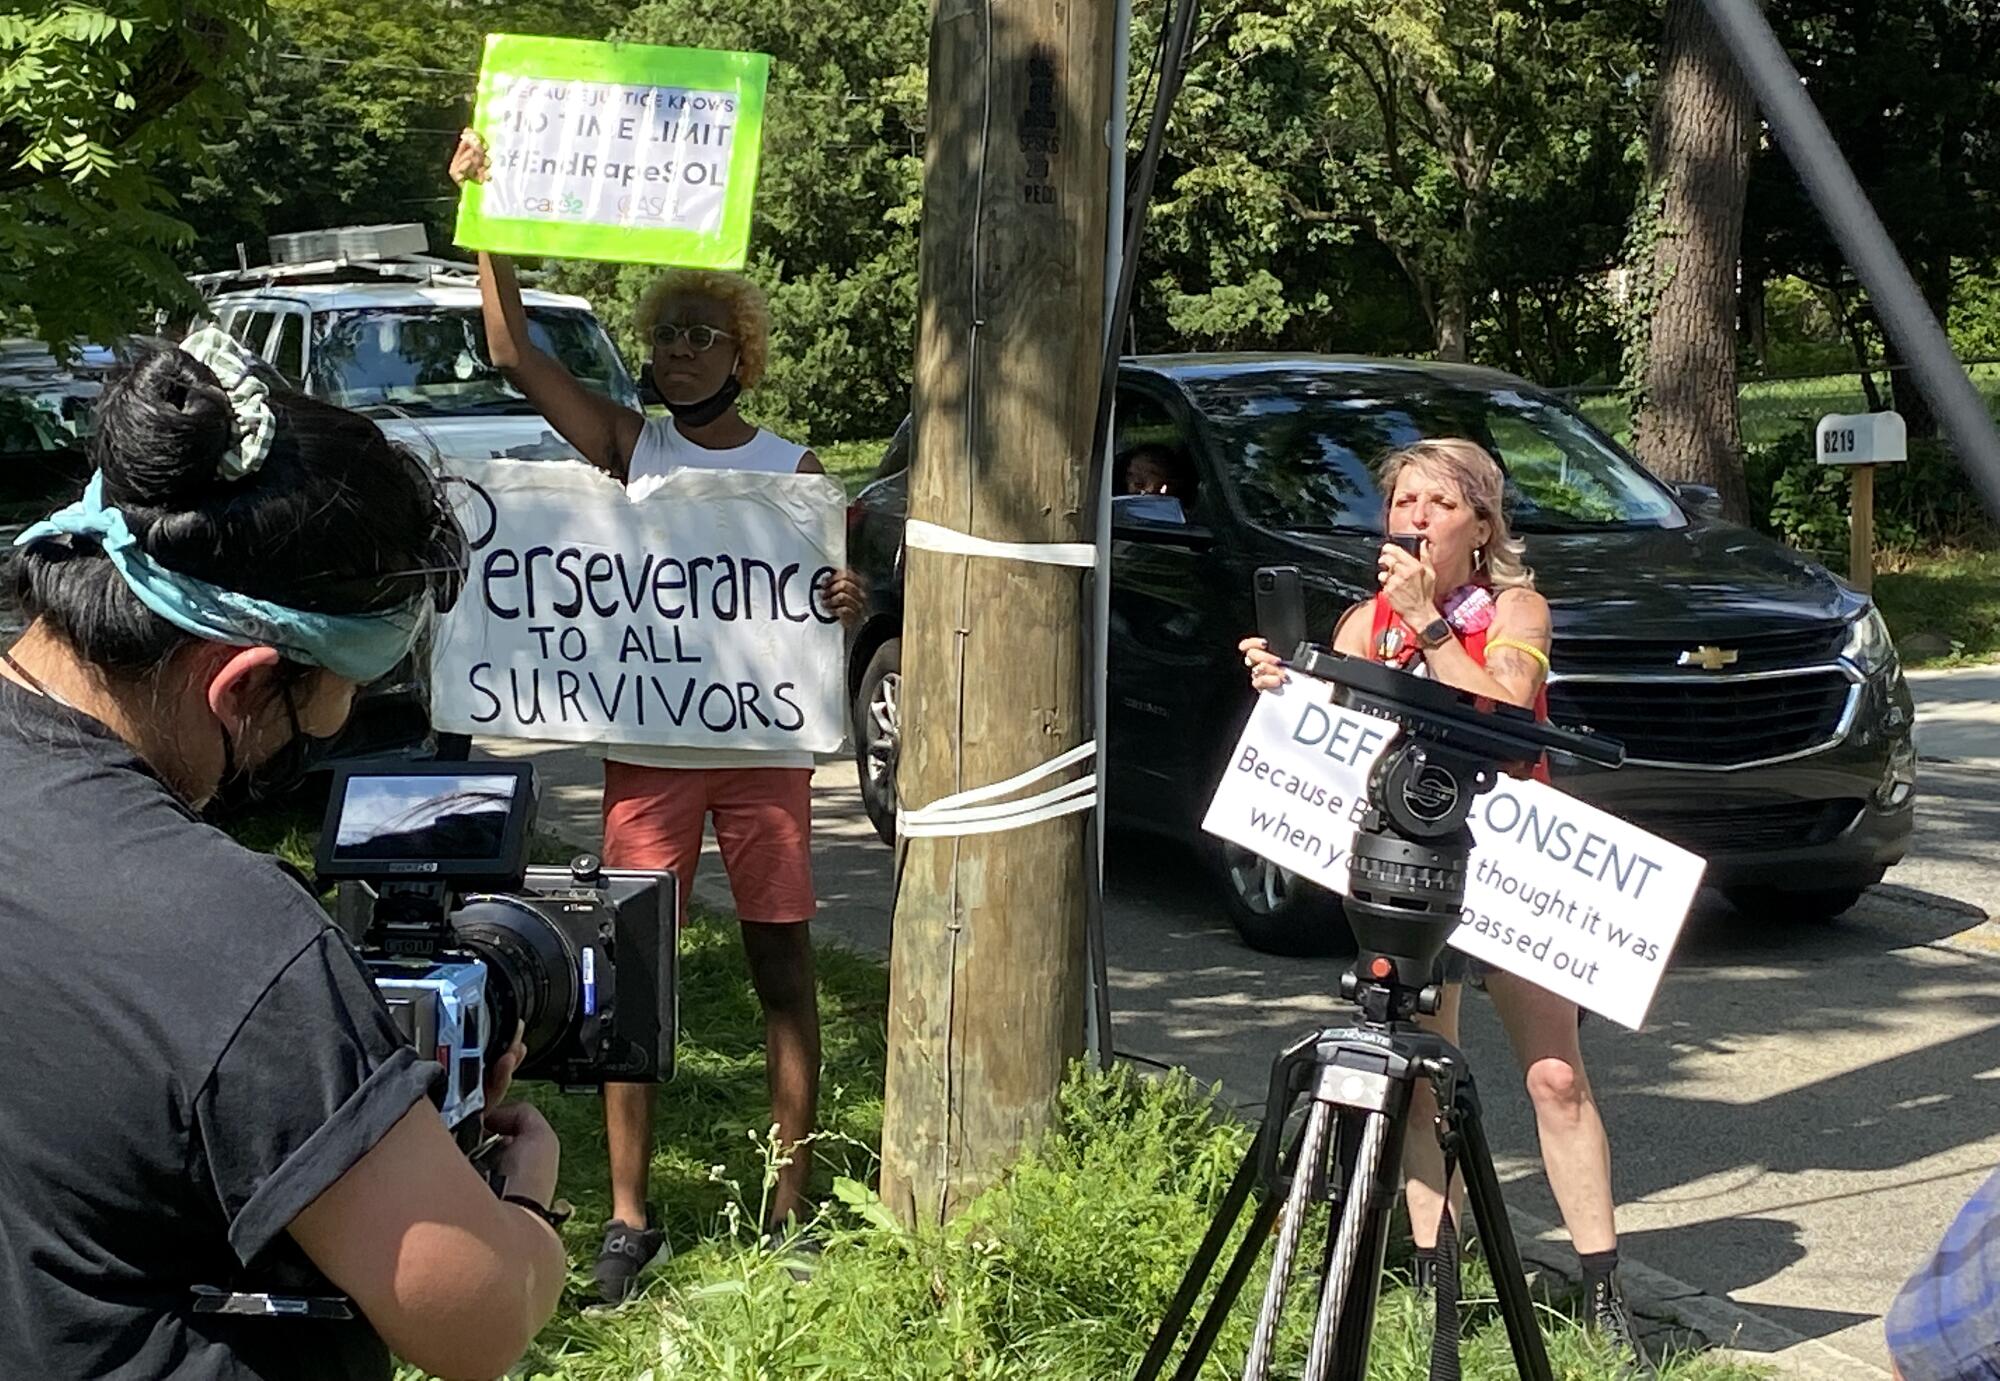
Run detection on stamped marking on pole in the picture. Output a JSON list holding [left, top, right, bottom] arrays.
[[1019, 47, 1060, 207]]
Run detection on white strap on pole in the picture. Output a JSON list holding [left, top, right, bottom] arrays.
[[905, 518, 1097, 568], [898, 740, 1099, 839]]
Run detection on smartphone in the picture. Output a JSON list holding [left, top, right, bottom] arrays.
[[1253, 565, 1307, 660], [1386, 533, 1426, 559]]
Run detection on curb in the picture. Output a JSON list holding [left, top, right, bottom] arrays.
[[1507, 1204, 1893, 1381]]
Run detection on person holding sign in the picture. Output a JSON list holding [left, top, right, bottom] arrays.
[[452, 130, 862, 1303], [1239, 438, 1638, 1348]]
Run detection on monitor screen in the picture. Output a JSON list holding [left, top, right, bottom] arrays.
[[330, 772, 523, 865]]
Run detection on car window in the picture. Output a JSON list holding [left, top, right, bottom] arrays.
[[309, 307, 640, 416], [231, 311, 276, 356], [1112, 388, 1202, 519], [1196, 374, 1679, 533], [270, 313, 306, 384]]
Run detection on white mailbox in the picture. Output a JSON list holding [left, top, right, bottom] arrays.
[[1816, 411, 1907, 466]]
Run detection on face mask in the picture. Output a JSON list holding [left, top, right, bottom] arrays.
[[215, 682, 333, 807], [659, 366, 742, 428]]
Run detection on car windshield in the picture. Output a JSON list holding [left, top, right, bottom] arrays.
[[310, 307, 638, 416], [1197, 374, 1682, 533]]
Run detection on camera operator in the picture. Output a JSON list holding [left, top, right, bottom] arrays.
[[0, 332, 567, 1381], [1239, 437, 1638, 1348]]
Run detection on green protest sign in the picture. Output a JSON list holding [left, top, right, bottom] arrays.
[[455, 34, 769, 269]]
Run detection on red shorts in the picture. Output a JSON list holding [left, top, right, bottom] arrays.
[[601, 762, 817, 924]]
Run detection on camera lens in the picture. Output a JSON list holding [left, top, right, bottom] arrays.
[[451, 897, 577, 1068]]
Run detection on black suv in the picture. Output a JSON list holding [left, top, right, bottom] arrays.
[[844, 356, 1918, 953]]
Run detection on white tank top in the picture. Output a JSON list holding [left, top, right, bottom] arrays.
[[627, 417, 808, 486], [609, 417, 818, 772]]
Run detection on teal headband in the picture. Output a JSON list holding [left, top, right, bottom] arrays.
[[14, 474, 424, 683]]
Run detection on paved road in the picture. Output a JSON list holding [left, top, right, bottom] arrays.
[[483, 665, 2000, 1377]]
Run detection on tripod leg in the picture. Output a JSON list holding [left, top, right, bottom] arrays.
[[1300, 1109, 1387, 1381], [1243, 1096, 1335, 1381], [1135, 1138, 1263, 1381], [1170, 1182, 1285, 1381], [1455, 1088, 1554, 1381], [1327, 1092, 1411, 1381]]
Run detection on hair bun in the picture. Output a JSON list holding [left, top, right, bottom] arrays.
[[91, 347, 240, 508]]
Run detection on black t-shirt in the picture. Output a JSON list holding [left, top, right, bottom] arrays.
[[0, 682, 441, 1380]]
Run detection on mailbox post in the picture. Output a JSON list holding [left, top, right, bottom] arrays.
[[1816, 410, 1907, 593]]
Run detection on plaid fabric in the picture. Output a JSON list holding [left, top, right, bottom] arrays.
[[1887, 1164, 2000, 1381]]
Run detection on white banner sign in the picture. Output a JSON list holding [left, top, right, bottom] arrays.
[[1201, 678, 1706, 1029], [430, 458, 847, 754]]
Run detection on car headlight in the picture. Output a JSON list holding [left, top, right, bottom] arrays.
[[1841, 606, 1896, 675]]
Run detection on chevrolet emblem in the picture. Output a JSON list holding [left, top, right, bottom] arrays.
[[1677, 645, 1739, 671]]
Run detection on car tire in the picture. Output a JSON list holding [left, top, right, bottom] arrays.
[[854, 637, 901, 846], [1724, 874, 1881, 923], [1205, 837, 1348, 956]]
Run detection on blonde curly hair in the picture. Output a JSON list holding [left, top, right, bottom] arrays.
[[634, 269, 771, 390], [1376, 438, 1534, 591]]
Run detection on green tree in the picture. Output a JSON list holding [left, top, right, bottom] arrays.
[[0, 0, 264, 348], [1133, 0, 1649, 374], [546, 0, 928, 444], [172, 0, 628, 274], [1746, 0, 2000, 436]]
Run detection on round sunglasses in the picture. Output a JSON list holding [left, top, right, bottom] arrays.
[[648, 322, 735, 352]]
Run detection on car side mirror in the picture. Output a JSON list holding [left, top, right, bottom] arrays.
[[1672, 482, 1724, 520], [1111, 496, 1214, 549]]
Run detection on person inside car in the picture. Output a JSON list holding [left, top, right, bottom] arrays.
[[1239, 436, 1639, 1349], [0, 329, 569, 1381], [451, 129, 861, 1303], [1115, 442, 1197, 501]]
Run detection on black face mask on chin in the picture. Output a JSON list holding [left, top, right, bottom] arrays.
[[660, 371, 742, 429]]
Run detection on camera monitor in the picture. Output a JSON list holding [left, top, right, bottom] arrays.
[[316, 760, 538, 891]]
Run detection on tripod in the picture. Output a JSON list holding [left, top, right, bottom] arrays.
[[1137, 649, 1621, 1381], [1130, 980, 1551, 1381]]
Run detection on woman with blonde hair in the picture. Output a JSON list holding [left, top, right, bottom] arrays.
[[452, 132, 861, 1303], [1240, 437, 1638, 1348]]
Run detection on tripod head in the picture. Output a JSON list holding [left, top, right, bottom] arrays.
[[1284, 646, 1623, 1027]]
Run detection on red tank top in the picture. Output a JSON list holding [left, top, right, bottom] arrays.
[[1366, 591, 1551, 783]]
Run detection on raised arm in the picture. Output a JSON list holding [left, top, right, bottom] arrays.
[[452, 132, 644, 478]]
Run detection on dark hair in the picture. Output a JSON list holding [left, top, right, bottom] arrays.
[[13, 343, 465, 678], [1113, 443, 1195, 495]]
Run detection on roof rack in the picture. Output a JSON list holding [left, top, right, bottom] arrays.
[[188, 222, 547, 298], [190, 254, 484, 296]]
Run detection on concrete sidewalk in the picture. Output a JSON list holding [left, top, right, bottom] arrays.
[[484, 662, 2000, 1378]]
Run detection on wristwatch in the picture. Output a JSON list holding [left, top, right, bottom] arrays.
[[1417, 616, 1453, 650]]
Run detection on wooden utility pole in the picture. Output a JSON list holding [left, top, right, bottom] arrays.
[[879, 0, 1115, 1224]]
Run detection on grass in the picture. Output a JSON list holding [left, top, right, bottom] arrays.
[[1875, 546, 2000, 667], [812, 437, 891, 496], [226, 797, 1760, 1380], [1570, 364, 2000, 447]]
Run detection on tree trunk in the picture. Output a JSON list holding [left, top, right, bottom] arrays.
[[878, 0, 1113, 1226], [1436, 286, 1470, 363], [1886, 255, 1952, 440], [1740, 265, 1768, 373], [1631, 0, 1757, 521]]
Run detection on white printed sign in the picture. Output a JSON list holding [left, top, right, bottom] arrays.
[[1202, 678, 1706, 1029], [430, 458, 847, 754], [482, 74, 738, 233]]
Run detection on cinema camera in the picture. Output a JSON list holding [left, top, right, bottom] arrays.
[[315, 761, 677, 1141], [1137, 611, 1625, 1381]]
